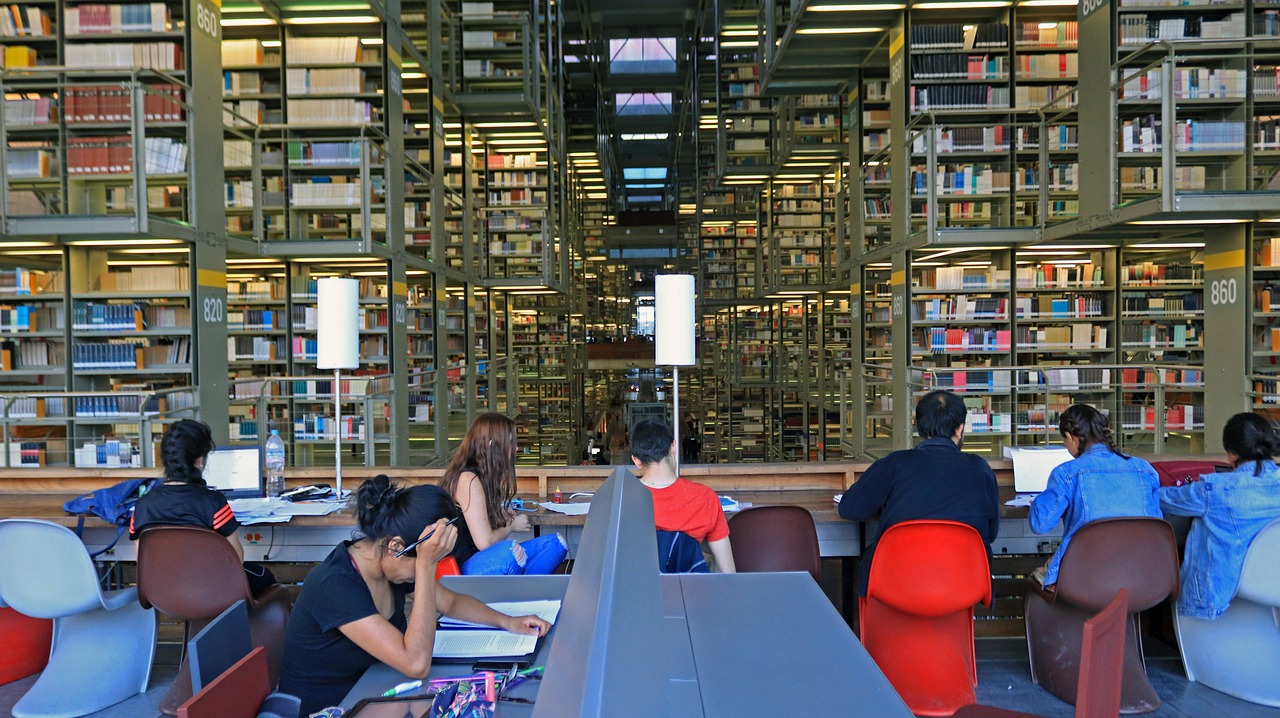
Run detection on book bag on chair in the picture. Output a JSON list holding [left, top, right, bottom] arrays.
[[63, 476, 158, 557]]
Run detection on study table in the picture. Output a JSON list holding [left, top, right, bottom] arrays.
[[340, 572, 914, 718]]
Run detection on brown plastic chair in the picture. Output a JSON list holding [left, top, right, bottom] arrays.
[[1024, 517, 1179, 714], [955, 589, 1129, 718], [137, 526, 292, 715], [727, 505, 821, 581], [176, 646, 270, 718]]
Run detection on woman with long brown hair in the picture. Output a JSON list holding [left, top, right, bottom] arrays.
[[439, 412, 567, 574]]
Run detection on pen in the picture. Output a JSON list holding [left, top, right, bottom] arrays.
[[395, 516, 460, 558], [383, 679, 423, 697]]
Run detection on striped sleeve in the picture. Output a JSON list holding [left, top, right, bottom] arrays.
[[211, 500, 239, 536]]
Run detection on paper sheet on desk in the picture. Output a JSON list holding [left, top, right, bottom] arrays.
[[1003, 446, 1072, 493], [539, 502, 590, 516], [433, 630, 538, 659], [228, 497, 293, 524], [1005, 494, 1037, 508], [275, 501, 347, 517]]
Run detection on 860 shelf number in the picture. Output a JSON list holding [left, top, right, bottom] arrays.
[[1209, 278, 1237, 306]]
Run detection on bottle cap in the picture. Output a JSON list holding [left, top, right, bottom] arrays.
[[271, 429, 279, 435]]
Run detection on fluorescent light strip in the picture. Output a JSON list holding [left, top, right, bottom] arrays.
[[809, 3, 904, 10], [796, 26, 883, 34], [914, 1, 1009, 8], [1127, 219, 1247, 226]]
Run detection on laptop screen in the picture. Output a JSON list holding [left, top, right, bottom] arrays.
[[203, 446, 263, 497]]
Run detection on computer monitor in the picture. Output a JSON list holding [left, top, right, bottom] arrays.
[[203, 446, 263, 498]]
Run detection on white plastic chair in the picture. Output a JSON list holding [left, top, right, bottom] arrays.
[[0, 519, 156, 718], [1174, 517, 1280, 707]]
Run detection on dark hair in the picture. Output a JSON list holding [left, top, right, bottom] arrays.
[[1222, 412, 1280, 476], [439, 413, 518, 531], [161, 419, 215, 485], [1059, 403, 1127, 459], [630, 418, 674, 465], [914, 390, 967, 440], [354, 475, 458, 556]]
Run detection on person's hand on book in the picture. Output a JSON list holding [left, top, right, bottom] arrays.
[[500, 613, 550, 637]]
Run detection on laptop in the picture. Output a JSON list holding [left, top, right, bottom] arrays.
[[203, 446, 264, 499]]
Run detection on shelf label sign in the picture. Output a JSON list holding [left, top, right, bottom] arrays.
[[194, 0, 220, 40], [1081, 0, 1108, 20]]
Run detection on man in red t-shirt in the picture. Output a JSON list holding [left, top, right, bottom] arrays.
[[630, 419, 736, 573]]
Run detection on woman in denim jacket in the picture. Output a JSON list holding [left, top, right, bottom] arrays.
[[1161, 412, 1280, 619], [1029, 403, 1161, 586]]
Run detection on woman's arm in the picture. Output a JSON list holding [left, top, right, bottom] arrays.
[[224, 532, 245, 561], [435, 588, 549, 636], [1028, 464, 1072, 534], [1159, 482, 1209, 518], [336, 519, 456, 678], [455, 472, 513, 550], [707, 537, 736, 573]]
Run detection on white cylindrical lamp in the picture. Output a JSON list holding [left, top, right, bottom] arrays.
[[317, 277, 360, 498], [654, 274, 696, 473]]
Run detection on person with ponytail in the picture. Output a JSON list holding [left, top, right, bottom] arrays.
[[439, 412, 568, 575], [1161, 412, 1280, 619], [279, 475, 549, 715], [1029, 403, 1161, 586], [128, 419, 275, 595]]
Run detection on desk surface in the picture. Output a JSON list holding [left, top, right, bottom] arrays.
[[340, 575, 569, 715], [342, 573, 912, 718]]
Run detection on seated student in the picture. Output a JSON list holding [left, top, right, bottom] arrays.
[[128, 419, 275, 595], [629, 418, 736, 573], [839, 390, 999, 596], [439, 412, 567, 575], [1161, 412, 1280, 620], [1028, 403, 1161, 586], [278, 476, 549, 715]]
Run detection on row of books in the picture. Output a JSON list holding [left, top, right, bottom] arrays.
[[916, 267, 1012, 291], [4, 96, 51, 127], [65, 42, 183, 71], [285, 99, 373, 125], [913, 166, 1011, 196], [292, 414, 368, 441], [1017, 324, 1108, 350], [0, 339, 60, 370], [1017, 264, 1105, 288], [917, 327, 1013, 352], [1119, 67, 1246, 100], [65, 135, 187, 175], [285, 36, 363, 65], [913, 296, 1008, 321], [72, 394, 148, 416], [228, 280, 286, 302], [1119, 117, 1245, 152], [95, 265, 188, 293], [221, 38, 265, 67], [1016, 164, 1079, 192], [70, 341, 142, 369], [287, 141, 365, 167], [1119, 165, 1207, 190], [0, 304, 61, 332], [910, 22, 1009, 50], [911, 86, 1010, 112], [1017, 53, 1078, 80], [228, 335, 282, 361], [1120, 292, 1204, 314], [64, 83, 184, 123], [1119, 404, 1203, 431], [291, 180, 362, 207], [1121, 262, 1203, 285], [71, 302, 189, 331], [74, 440, 142, 468], [1016, 294, 1107, 319], [65, 3, 169, 34], [0, 5, 50, 37], [285, 67, 366, 96], [910, 53, 1007, 81], [1122, 322, 1202, 348], [1257, 238, 1280, 267], [1118, 13, 1245, 45], [227, 308, 280, 330], [1016, 20, 1078, 47], [0, 268, 59, 295], [8, 442, 43, 466]]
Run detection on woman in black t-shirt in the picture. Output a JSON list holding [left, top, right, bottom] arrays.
[[278, 477, 550, 715], [128, 419, 275, 595]]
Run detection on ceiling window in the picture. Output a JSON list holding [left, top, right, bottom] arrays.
[[622, 167, 668, 180], [615, 92, 672, 117], [609, 37, 677, 74]]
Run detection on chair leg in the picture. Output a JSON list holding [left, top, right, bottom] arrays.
[[13, 603, 156, 718], [1118, 614, 1160, 714]]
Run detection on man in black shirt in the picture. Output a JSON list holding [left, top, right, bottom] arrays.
[[839, 390, 1000, 596]]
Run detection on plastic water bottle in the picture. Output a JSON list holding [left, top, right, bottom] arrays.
[[264, 429, 286, 498]]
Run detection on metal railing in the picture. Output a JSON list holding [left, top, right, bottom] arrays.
[[1, 386, 199, 467]]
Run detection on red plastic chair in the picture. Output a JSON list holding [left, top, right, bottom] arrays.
[[954, 589, 1129, 718], [0, 606, 51, 685], [436, 556, 461, 580], [859, 520, 992, 717]]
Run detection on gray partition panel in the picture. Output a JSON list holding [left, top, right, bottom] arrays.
[[532, 466, 672, 718]]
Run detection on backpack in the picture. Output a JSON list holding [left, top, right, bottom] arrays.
[[63, 476, 158, 557]]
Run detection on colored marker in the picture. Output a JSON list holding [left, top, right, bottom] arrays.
[[383, 679, 423, 697]]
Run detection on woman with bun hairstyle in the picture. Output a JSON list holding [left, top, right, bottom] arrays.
[[439, 412, 567, 575], [278, 476, 549, 715], [1161, 412, 1280, 619], [1028, 403, 1161, 586], [128, 419, 276, 595]]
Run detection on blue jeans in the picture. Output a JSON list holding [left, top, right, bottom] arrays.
[[461, 533, 567, 576]]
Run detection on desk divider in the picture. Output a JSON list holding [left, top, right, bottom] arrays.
[[532, 466, 668, 718]]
